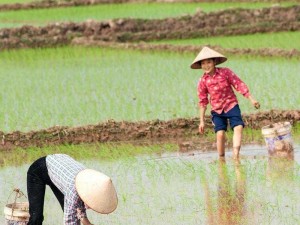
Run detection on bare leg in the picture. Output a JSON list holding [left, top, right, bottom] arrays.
[[233, 125, 243, 159], [216, 130, 226, 157]]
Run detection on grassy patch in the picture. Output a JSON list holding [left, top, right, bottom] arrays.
[[0, 0, 35, 3], [151, 31, 300, 51], [0, 46, 299, 132], [0, 142, 177, 167]]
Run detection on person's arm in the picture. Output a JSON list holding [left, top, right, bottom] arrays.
[[226, 68, 260, 109], [197, 78, 209, 134], [77, 208, 94, 225], [199, 106, 207, 134], [247, 94, 260, 109], [80, 217, 94, 225]]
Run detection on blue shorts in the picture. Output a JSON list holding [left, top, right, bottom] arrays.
[[211, 104, 245, 133]]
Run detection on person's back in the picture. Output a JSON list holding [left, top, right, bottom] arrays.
[[46, 154, 86, 195], [27, 154, 118, 225]]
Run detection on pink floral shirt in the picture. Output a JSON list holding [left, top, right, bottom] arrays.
[[197, 67, 250, 114]]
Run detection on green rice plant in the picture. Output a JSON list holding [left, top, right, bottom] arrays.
[[151, 31, 300, 51], [0, 2, 297, 28], [1, 148, 299, 224], [0, 0, 35, 3], [0, 142, 177, 167], [0, 46, 299, 132]]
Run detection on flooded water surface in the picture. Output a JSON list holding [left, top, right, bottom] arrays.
[[1, 144, 299, 225]]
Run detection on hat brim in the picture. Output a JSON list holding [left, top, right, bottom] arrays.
[[190, 57, 227, 69], [75, 169, 118, 214]]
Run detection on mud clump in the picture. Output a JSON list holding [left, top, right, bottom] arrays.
[[0, 110, 299, 150]]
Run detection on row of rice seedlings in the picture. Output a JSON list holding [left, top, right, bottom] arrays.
[[0, 46, 299, 132], [0, 2, 297, 28], [0, 0, 34, 3], [0, 142, 177, 167], [151, 31, 300, 51], [1, 153, 299, 224]]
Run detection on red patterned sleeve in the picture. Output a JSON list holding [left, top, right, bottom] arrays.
[[197, 77, 209, 108], [226, 68, 250, 98]]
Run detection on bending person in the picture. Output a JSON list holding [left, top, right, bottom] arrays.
[[27, 153, 118, 225]]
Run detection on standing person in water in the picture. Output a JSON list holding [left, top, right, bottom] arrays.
[[190, 46, 260, 159], [27, 154, 118, 225]]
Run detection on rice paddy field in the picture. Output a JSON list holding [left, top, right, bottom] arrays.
[[0, 144, 300, 224], [151, 31, 300, 50], [0, 0, 300, 224], [0, 2, 298, 28], [0, 46, 299, 132]]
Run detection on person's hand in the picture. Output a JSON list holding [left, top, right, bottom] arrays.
[[77, 208, 83, 219], [252, 100, 260, 109], [249, 96, 260, 109], [199, 122, 205, 134]]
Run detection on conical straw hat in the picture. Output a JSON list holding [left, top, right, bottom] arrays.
[[75, 169, 118, 214], [190, 46, 227, 69]]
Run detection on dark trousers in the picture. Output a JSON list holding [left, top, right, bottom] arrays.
[[27, 157, 64, 225]]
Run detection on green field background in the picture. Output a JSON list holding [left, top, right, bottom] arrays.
[[0, 46, 298, 132], [152, 31, 300, 50]]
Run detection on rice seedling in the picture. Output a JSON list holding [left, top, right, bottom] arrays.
[[0, 2, 297, 28], [0, 142, 177, 167], [0, 0, 34, 3], [0, 46, 299, 132], [0, 145, 299, 224], [151, 31, 300, 51]]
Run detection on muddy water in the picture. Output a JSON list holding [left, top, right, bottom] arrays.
[[0, 144, 299, 225]]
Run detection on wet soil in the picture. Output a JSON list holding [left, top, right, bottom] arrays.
[[0, 5, 299, 52], [0, 110, 299, 150]]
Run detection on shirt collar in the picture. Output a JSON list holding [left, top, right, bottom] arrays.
[[203, 67, 220, 79]]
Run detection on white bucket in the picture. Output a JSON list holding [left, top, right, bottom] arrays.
[[4, 202, 29, 225], [261, 121, 294, 156]]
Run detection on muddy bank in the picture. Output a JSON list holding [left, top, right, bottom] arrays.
[[72, 38, 300, 58], [1, 0, 298, 12], [0, 5, 299, 50], [0, 110, 299, 150]]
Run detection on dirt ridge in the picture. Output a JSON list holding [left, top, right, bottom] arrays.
[[0, 110, 299, 150], [0, 5, 299, 51]]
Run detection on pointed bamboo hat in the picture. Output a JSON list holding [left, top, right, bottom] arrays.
[[75, 169, 118, 214], [190, 46, 227, 69]]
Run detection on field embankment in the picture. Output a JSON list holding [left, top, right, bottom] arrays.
[[0, 5, 299, 51], [0, 110, 299, 150]]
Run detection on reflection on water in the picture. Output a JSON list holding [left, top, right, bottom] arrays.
[[0, 145, 299, 224], [203, 158, 246, 225], [267, 151, 295, 181]]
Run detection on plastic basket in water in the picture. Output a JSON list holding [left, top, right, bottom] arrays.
[[261, 121, 293, 156]]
